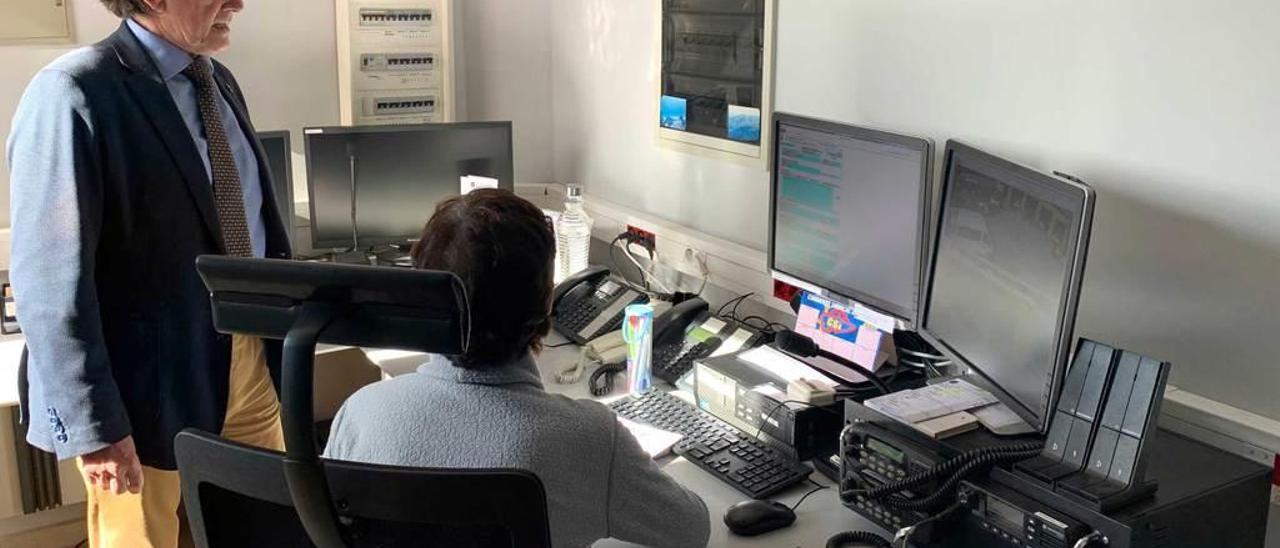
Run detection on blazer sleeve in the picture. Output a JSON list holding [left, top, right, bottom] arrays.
[[6, 69, 131, 459], [606, 420, 711, 548]]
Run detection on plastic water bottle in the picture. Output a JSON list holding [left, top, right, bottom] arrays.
[[555, 186, 593, 282]]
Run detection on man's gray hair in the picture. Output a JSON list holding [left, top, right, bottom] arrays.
[[99, 0, 150, 18]]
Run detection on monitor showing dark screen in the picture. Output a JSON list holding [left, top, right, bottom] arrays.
[[767, 113, 931, 324], [304, 122, 514, 249], [257, 131, 294, 244], [919, 141, 1095, 433]]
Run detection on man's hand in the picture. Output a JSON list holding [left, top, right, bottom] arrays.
[[81, 435, 144, 495]]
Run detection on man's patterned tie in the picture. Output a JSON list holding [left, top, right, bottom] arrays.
[[183, 57, 252, 257]]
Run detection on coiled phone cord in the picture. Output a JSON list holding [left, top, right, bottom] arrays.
[[839, 440, 1043, 505], [826, 497, 969, 548]]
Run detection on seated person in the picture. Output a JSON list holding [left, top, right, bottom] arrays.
[[325, 189, 710, 548]]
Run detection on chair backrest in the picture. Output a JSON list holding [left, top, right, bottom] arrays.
[[175, 429, 552, 548]]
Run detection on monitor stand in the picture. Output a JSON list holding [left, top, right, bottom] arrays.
[[330, 249, 372, 265], [374, 247, 413, 268]]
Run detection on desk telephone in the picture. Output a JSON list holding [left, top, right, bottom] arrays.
[[551, 266, 650, 345], [567, 298, 766, 396]]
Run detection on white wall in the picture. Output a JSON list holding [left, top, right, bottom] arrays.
[[456, 0, 554, 183], [553, 0, 1280, 421], [551, 0, 770, 248], [0, 0, 340, 228]]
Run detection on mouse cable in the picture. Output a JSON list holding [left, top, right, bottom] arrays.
[[789, 477, 828, 512]]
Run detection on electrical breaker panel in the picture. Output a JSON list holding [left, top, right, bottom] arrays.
[[337, 0, 454, 125]]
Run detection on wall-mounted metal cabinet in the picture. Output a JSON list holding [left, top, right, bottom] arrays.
[[657, 0, 775, 166]]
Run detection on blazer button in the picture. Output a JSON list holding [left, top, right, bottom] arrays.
[[55, 434, 68, 443]]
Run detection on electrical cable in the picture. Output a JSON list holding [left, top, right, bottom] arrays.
[[752, 399, 844, 444], [608, 234, 650, 292], [789, 480, 829, 512], [621, 240, 675, 294], [716, 292, 753, 319], [825, 494, 970, 548], [739, 315, 789, 333], [839, 441, 1043, 514], [824, 531, 891, 548], [588, 362, 626, 397], [878, 446, 1040, 512], [555, 349, 591, 384]]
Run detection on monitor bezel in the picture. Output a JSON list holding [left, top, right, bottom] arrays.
[[303, 122, 515, 249], [256, 130, 294, 245], [916, 140, 1095, 434], [767, 112, 933, 327]]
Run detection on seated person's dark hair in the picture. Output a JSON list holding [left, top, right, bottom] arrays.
[[410, 189, 555, 367]]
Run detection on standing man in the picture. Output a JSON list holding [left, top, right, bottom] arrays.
[[6, 0, 291, 546]]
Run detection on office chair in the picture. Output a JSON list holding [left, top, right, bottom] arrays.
[[175, 431, 549, 548], [177, 256, 552, 548]]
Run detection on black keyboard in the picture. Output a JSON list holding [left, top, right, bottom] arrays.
[[609, 390, 811, 499], [653, 342, 713, 384]]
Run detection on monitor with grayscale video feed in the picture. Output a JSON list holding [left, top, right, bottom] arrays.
[[767, 113, 932, 325], [919, 141, 1095, 434], [304, 122, 514, 249]]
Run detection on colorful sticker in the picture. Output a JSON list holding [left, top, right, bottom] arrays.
[[660, 95, 688, 131], [727, 105, 761, 143]]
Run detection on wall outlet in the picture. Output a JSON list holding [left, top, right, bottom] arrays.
[[773, 279, 801, 304], [625, 225, 656, 252]]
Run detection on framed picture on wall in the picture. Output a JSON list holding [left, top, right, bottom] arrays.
[[0, 0, 71, 43], [656, 0, 776, 167]]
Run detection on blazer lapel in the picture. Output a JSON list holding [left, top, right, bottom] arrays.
[[108, 23, 226, 254]]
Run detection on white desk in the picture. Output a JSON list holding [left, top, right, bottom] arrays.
[[363, 335, 889, 548]]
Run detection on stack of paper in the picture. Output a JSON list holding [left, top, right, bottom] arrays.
[[864, 379, 998, 424]]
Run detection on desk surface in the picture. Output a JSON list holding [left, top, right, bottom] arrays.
[[365, 334, 888, 548]]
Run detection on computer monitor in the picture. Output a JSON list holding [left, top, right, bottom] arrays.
[[767, 113, 932, 325], [256, 130, 294, 245], [918, 141, 1095, 434], [304, 122, 515, 249]]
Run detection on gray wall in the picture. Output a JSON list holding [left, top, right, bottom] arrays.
[[0, 0, 555, 228], [552, 0, 1280, 421], [457, 0, 555, 183], [0, 0, 342, 225]]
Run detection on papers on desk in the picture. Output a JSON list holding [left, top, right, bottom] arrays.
[[736, 346, 838, 390], [971, 402, 1036, 435], [864, 378, 997, 424], [618, 417, 682, 458]]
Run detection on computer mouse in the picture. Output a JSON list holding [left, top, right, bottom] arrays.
[[723, 499, 796, 536]]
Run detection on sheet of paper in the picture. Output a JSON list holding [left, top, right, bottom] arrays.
[[972, 403, 1036, 435], [712, 328, 754, 357], [853, 304, 897, 333], [618, 417, 682, 458], [864, 378, 997, 423], [700, 317, 727, 334], [461, 175, 499, 194], [737, 346, 837, 389]]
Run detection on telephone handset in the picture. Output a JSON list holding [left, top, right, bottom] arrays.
[[551, 266, 649, 345], [568, 298, 710, 394], [651, 300, 764, 386]]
